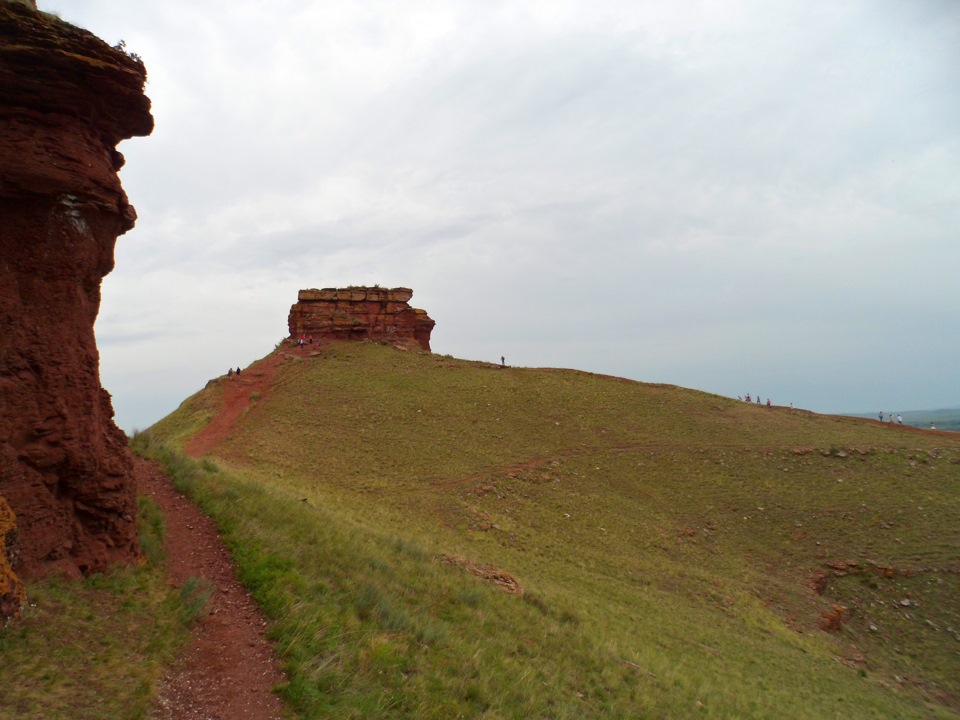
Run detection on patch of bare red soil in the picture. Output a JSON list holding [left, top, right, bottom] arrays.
[[186, 351, 293, 457], [135, 455, 285, 719]]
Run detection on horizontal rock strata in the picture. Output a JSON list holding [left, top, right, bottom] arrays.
[[288, 287, 435, 351], [0, 1, 153, 597]]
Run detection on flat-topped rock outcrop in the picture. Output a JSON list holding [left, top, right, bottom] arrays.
[[0, 1, 153, 606], [288, 287, 435, 351]]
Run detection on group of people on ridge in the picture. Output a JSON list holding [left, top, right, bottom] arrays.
[[297, 335, 322, 348]]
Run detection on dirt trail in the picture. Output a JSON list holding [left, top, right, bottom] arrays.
[[187, 351, 291, 457], [135, 455, 286, 720]]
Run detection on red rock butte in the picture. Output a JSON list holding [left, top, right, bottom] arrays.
[[288, 287, 435, 351], [0, 0, 153, 613]]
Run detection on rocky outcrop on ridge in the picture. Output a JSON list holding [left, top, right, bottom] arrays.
[[288, 287, 436, 351], [0, 1, 153, 602]]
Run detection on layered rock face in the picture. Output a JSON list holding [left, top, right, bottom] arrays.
[[0, 2, 153, 595], [288, 287, 436, 351]]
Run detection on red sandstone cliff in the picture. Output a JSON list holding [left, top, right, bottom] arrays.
[[288, 287, 436, 351], [0, 2, 153, 601]]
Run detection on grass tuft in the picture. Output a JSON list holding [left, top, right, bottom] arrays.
[[137, 496, 165, 567], [177, 577, 215, 626]]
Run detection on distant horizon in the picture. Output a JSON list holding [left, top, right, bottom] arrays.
[[842, 406, 960, 416], [110, 335, 960, 435], [838, 406, 960, 433]]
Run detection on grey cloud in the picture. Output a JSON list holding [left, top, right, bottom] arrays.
[[49, 0, 960, 430]]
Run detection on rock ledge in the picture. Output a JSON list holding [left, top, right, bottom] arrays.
[[288, 287, 435, 351]]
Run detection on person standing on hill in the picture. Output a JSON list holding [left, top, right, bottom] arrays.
[[879, 411, 884, 422], [897, 414, 903, 425]]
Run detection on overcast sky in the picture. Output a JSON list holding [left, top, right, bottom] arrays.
[[50, 1, 959, 432]]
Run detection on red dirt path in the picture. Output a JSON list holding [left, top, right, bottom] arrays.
[[135, 455, 286, 719], [187, 351, 291, 457]]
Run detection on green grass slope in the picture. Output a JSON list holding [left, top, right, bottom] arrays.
[[149, 341, 960, 719], [0, 498, 197, 720]]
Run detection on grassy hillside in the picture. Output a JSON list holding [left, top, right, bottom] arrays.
[[147, 340, 960, 719], [0, 498, 196, 719]]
